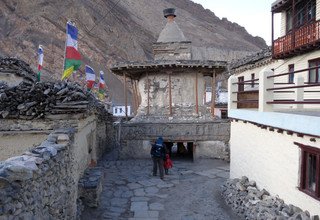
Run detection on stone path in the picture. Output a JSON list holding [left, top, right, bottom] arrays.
[[81, 158, 239, 220]]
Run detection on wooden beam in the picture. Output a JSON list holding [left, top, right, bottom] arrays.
[[124, 73, 128, 121], [211, 70, 216, 117], [204, 80, 206, 105], [292, 0, 296, 49], [168, 71, 172, 116], [130, 78, 136, 115], [271, 11, 274, 56], [147, 72, 150, 115], [134, 80, 139, 114], [195, 71, 199, 115]]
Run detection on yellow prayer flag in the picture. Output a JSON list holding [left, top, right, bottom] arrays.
[[61, 66, 74, 80]]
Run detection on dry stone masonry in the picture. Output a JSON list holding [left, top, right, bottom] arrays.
[[0, 129, 78, 219], [221, 176, 319, 220], [0, 56, 114, 219]]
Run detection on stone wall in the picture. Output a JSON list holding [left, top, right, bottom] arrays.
[[0, 129, 77, 219], [0, 132, 48, 161], [0, 113, 113, 219], [222, 176, 319, 219], [116, 120, 230, 160]]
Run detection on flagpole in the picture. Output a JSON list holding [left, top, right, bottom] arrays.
[[62, 21, 69, 81]]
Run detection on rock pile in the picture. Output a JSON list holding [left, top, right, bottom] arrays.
[[0, 81, 91, 119], [0, 57, 37, 84], [221, 176, 319, 220], [0, 57, 108, 120]]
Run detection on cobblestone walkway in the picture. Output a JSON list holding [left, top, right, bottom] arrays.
[[81, 158, 239, 220]]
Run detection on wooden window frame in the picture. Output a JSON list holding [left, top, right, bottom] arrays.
[[308, 58, 320, 83], [286, 8, 293, 33], [295, 142, 320, 200], [295, 0, 316, 28], [251, 73, 255, 88], [238, 76, 244, 92], [288, 64, 294, 83]]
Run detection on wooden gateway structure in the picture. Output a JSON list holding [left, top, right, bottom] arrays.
[[111, 8, 229, 161]]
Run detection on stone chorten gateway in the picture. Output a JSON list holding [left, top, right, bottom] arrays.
[[111, 8, 230, 160]]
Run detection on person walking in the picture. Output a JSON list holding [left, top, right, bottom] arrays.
[[150, 136, 166, 180], [164, 153, 173, 175]]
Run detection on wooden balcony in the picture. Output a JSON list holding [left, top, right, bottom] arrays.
[[273, 20, 320, 59]]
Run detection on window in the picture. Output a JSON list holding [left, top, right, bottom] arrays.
[[307, 0, 316, 22], [251, 73, 255, 88], [288, 64, 294, 83], [238, 76, 244, 92], [295, 142, 320, 200], [115, 108, 118, 114], [295, 0, 316, 28], [286, 8, 293, 32], [309, 59, 320, 83]]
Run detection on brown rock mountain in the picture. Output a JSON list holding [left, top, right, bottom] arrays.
[[0, 0, 267, 105]]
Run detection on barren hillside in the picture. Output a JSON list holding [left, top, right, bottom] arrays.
[[0, 0, 267, 104]]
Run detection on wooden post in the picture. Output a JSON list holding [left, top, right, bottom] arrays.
[[135, 80, 141, 108], [168, 71, 172, 116], [211, 70, 216, 117], [134, 80, 139, 114], [204, 81, 206, 105], [130, 78, 136, 115], [195, 71, 199, 115], [123, 73, 128, 121], [147, 72, 150, 115], [271, 11, 274, 55], [292, 0, 296, 49]]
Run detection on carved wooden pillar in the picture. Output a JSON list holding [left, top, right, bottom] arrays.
[[130, 78, 136, 115], [168, 71, 172, 116], [211, 70, 216, 117], [123, 72, 128, 121], [147, 72, 150, 115], [134, 80, 139, 114], [204, 81, 206, 105], [195, 71, 199, 115]]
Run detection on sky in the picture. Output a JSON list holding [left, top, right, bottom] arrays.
[[191, 0, 280, 46]]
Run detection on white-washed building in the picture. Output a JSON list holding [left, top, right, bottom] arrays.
[[228, 0, 320, 215]]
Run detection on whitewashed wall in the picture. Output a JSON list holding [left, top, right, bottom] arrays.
[[230, 121, 320, 215]]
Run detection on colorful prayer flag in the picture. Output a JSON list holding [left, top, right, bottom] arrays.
[[61, 22, 82, 80], [37, 45, 43, 81], [86, 65, 96, 91], [98, 70, 106, 100], [99, 70, 106, 93]]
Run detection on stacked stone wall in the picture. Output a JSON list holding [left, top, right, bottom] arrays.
[[0, 113, 114, 219], [0, 129, 78, 219]]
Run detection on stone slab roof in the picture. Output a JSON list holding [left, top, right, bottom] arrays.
[[0, 57, 37, 83], [230, 47, 272, 71], [111, 60, 227, 78]]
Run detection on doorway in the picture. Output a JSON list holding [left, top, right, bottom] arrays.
[[164, 141, 194, 161]]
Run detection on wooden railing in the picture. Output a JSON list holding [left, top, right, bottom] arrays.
[[266, 66, 320, 106], [231, 79, 259, 109], [228, 67, 320, 112], [273, 34, 293, 55], [273, 20, 320, 58]]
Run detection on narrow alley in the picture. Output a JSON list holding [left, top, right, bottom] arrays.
[[81, 157, 239, 220]]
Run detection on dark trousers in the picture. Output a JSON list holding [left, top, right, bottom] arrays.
[[152, 157, 164, 179]]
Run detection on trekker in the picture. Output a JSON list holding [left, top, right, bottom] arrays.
[[164, 153, 173, 175], [150, 136, 166, 180]]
